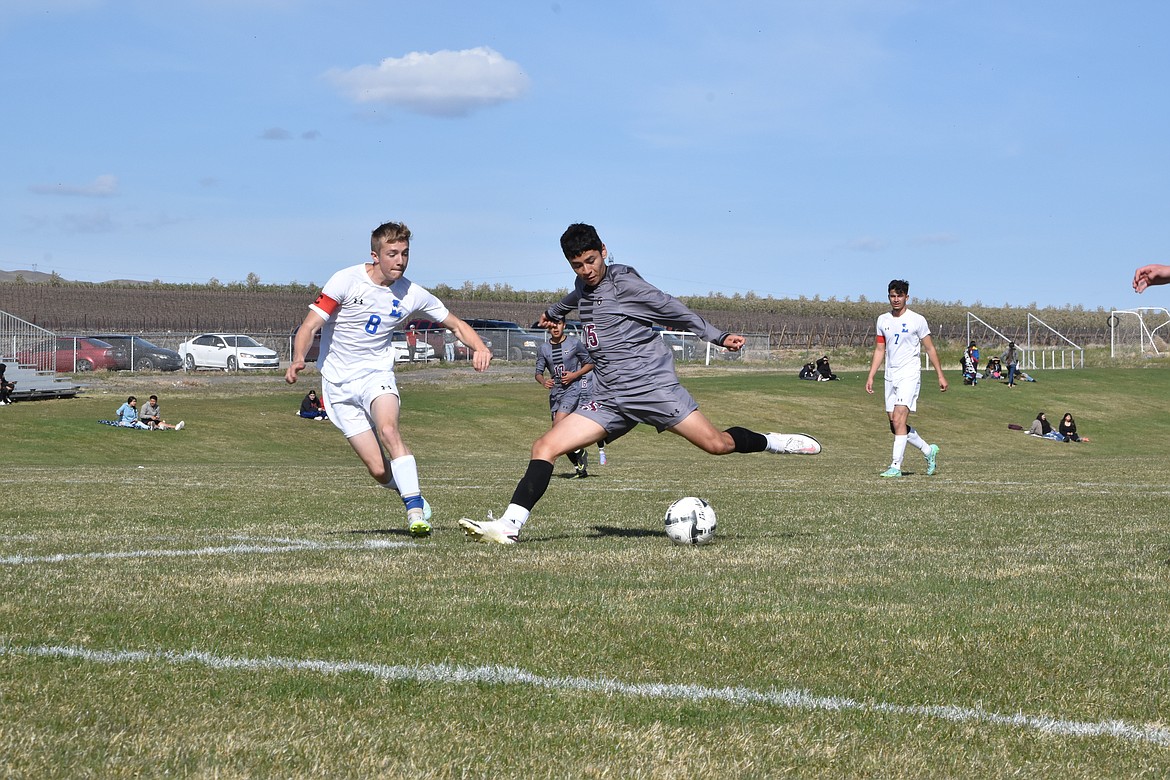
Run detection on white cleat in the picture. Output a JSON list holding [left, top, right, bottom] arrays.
[[765, 432, 821, 455], [458, 513, 519, 545]]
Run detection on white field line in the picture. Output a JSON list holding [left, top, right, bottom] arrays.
[[2, 643, 1167, 746], [0, 539, 412, 566]]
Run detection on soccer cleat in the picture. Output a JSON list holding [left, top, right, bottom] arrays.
[[574, 449, 589, 478], [925, 444, 939, 476], [175, 420, 185, 431], [458, 513, 518, 545], [407, 508, 432, 538], [765, 432, 821, 455], [880, 467, 902, 478]]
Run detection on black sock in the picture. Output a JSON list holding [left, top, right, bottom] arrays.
[[566, 449, 580, 467], [510, 460, 555, 510], [725, 426, 767, 453]]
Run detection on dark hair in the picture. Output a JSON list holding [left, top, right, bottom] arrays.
[[1036, 411, 1045, 420], [127, 396, 137, 403], [888, 279, 909, 295], [149, 395, 158, 401], [560, 223, 604, 260]]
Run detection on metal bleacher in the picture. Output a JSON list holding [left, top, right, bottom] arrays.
[[1, 309, 81, 400]]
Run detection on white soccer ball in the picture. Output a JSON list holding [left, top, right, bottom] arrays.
[[663, 497, 717, 546]]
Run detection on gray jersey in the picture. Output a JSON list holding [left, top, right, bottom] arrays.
[[545, 264, 726, 400], [535, 335, 592, 402]]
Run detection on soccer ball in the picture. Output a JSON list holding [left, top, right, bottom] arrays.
[[663, 497, 717, 546]]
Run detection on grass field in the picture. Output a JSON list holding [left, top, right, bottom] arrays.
[[2, 364, 1169, 778]]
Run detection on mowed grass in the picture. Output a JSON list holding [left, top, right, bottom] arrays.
[[2, 364, 1170, 778]]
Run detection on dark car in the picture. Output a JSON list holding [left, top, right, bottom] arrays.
[[91, 334, 184, 371], [463, 318, 543, 361], [17, 336, 127, 372]]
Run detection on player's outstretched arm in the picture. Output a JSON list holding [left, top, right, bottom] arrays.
[[1133, 264, 1170, 293], [286, 311, 326, 384], [444, 314, 493, 372]]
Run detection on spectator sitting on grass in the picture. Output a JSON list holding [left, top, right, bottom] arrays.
[[1028, 412, 1065, 441], [299, 389, 327, 420], [1059, 412, 1090, 442], [115, 396, 151, 430]]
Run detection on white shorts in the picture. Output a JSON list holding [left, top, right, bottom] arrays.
[[884, 373, 920, 413], [322, 370, 399, 439]]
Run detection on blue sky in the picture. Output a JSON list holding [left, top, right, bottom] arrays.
[[1, 1, 1167, 309]]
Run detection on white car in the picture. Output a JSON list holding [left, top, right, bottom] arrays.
[[179, 333, 280, 371], [390, 333, 435, 363]]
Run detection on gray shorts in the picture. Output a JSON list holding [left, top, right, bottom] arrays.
[[572, 382, 699, 440], [549, 386, 586, 418]]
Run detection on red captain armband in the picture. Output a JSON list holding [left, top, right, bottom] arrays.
[[312, 292, 340, 316], [875, 334, 886, 344]]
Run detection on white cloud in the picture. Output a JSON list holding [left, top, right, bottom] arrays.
[[913, 232, 959, 246], [847, 236, 888, 253], [324, 47, 529, 118], [29, 174, 119, 197]]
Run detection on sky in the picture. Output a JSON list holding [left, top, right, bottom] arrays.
[[1, 0, 1168, 310]]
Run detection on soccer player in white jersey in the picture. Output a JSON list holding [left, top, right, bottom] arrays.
[[864, 279, 948, 478], [459, 222, 821, 545], [286, 221, 492, 536]]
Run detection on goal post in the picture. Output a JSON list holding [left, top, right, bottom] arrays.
[[1109, 308, 1170, 358]]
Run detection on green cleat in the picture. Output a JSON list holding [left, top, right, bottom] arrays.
[[879, 467, 902, 478], [925, 444, 939, 476], [408, 498, 434, 537]]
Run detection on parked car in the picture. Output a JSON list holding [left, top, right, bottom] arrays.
[[17, 336, 127, 372], [390, 332, 436, 363], [178, 333, 279, 371], [463, 318, 543, 361], [404, 318, 490, 362], [292, 326, 435, 364], [90, 334, 184, 371]]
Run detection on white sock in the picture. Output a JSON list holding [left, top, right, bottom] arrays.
[[891, 435, 908, 469], [390, 455, 421, 500], [500, 504, 529, 527], [906, 428, 930, 454]]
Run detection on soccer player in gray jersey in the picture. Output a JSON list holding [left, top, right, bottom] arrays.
[[459, 223, 821, 545], [535, 319, 595, 478]]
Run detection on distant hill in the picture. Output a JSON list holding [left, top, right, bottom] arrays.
[[0, 269, 56, 284], [0, 268, 149, 285]]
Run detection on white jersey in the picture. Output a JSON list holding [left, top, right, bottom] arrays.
[[876, 308, 930, 382], [310, 264, 449, 384]]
